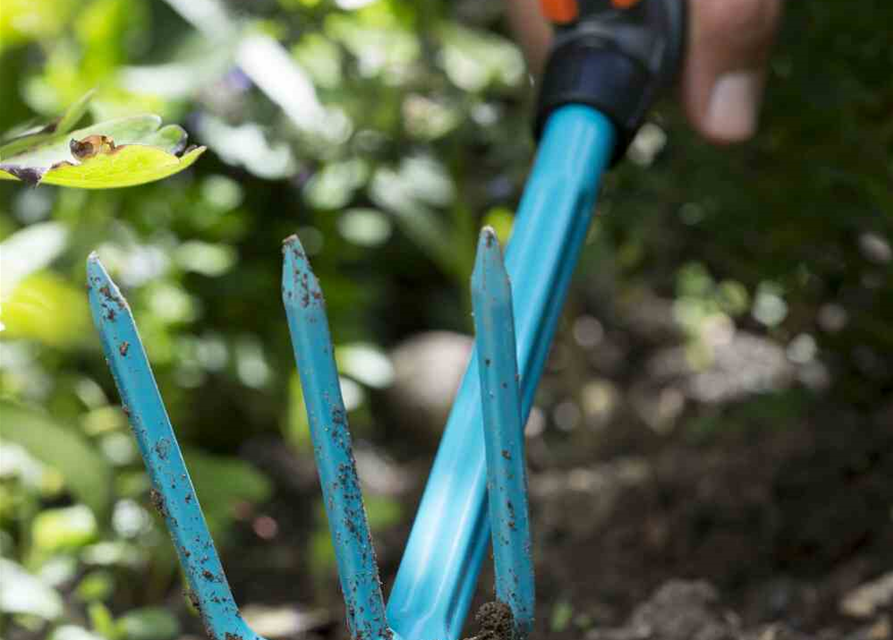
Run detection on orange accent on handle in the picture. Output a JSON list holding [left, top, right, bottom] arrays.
[[540, 0, 578, 24], [611, 0, 643, 7]]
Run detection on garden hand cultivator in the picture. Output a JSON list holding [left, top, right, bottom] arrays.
[[88, 2, 684, 639], [88, 230, 533, 640]]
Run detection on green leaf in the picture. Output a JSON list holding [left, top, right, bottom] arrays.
[[87, 602, 118, 640], [1, 88, 99, 159], [32, 505, 98, 553], [1, 115, 162, 168], [0, 558, 64, 620], [138, 124, 190, 155], [0, 0, 78, 51], [0, 402, 113, 519], [0, 222, 69, 295], [335, 343, 394, 388], [181, 449, 272, 537], [56, 89, 96, 135], [0, 271, 91, 347], [116, 607, 180, 640], [0, 130, 57, 162], [75, 570, 115, 603], [49, 626, 108, 640], [0, 112, 204, 188], [550, 600, 574, 633], [437, 23, 524, 92], [38, 144, 206, 189], [365, 495, 402, 531]]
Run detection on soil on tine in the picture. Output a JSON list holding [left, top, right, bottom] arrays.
[[469, 600, 515, 640]]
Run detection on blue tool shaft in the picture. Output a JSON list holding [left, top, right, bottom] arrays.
[[471, 228, 535, 639], [86, 255, 263, 640], [281, 236, 391, 640], [387, 105, 617, 640]]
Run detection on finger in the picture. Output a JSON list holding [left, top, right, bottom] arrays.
[[504, 0, 553, 76], [681, 0, 784, 143]]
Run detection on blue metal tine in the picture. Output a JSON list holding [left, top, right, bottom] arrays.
[[87, 253, 265, 640], [388, 105, 617, 640], [471, 228, 535, 639], [281, 235, 392, 640]]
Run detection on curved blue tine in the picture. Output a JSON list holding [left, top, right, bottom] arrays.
[[281, 236, 393, 640], [388, 105, 617, 640], [87, 254, 266, 640], [471, 228, 535, 639]]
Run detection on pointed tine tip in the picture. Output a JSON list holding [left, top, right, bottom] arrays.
[[282, 233, 305, 254], [472, 226, 509, 294], [86, 251, 104, 275], [86, 251, 115, 291], [479, 227, 505, 267], [281, 234, 310, 269], [478, 226, 499, 253], [281, 233, 321, 307], [86, 252, 133, 327]]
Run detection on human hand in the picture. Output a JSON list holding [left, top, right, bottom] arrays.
[[504, 0, 784, 144]]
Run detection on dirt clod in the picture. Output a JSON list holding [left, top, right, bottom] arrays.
[[471, 600, 514, 640]]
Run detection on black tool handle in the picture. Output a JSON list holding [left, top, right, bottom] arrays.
[[535, 0, 687, 164]]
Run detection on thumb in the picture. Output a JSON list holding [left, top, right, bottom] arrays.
[[682, 0, 784, 143]]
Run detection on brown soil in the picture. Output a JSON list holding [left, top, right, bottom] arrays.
[[468, 600, 514, 640], [216, 299, 893, 640]]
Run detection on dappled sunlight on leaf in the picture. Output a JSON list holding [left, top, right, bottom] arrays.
[[437, 24, 525, 92], [1, 89, 203, 187], [0, 402, 114, 518], [0, 90, 94, 160], [0, 558, 64, 620], [292, 33, 343, 90], [173, 240, 237, 276], [402, 94, 461, 141], [303, 158, 369, 210], [115, 607, 180, 640], [119, 39, 236, 100], [326, 11, 420, 82], [197, 115, 296, 179], [32, 505, 98, 554], [0, 222, 68, 296], [49, 626, 107, 640], [0, 0, 78, 51], [181, 449, 272, 540], [37, 144, 205, 189], [337, 208, 393, 247], [2, 113, 169, 172], [0, 271, 90, 347], [336, 343, 395, 389]]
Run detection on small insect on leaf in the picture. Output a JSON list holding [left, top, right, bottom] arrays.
[[70, 135, 116, 161]]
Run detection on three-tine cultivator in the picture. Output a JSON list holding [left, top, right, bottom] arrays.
[[88, 1, 685, 638], [88, 227, 535, 640]]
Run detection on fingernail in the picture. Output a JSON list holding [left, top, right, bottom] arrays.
[[707, 71, 760, 141]]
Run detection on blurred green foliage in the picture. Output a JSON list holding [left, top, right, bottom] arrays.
[[0, 0, 890, 638]]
